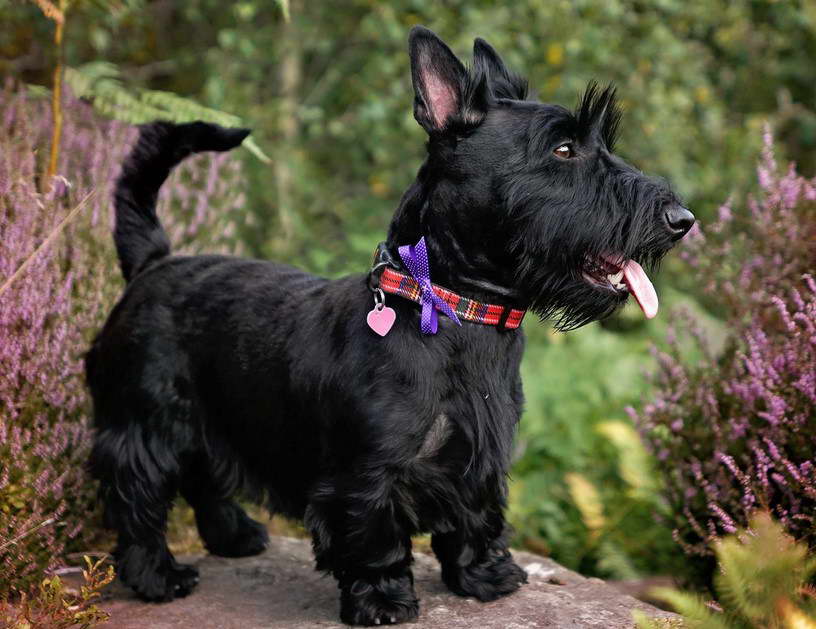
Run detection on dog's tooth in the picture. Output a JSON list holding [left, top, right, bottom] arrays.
[[607, 271, 623, 284]]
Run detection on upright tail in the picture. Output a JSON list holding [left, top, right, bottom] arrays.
[[114, 121, 250, 282]]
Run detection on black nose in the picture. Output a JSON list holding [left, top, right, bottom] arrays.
[[664, 204, 695, 240]]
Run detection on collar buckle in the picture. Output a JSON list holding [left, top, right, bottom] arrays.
[[368, 242, 400, 292]]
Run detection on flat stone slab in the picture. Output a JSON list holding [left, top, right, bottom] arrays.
[[100, 536, 678, 628]]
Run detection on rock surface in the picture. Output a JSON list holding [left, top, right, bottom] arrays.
[[100, 536, 678, 628]]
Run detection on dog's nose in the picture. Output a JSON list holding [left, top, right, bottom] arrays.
[[664, 204, 695, 240]]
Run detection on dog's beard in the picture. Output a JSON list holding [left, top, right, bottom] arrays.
[[513, 228, 673, 331], [522, 269, 628, 331]]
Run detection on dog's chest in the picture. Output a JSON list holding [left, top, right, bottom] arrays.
[[409, 331, 525, 477]]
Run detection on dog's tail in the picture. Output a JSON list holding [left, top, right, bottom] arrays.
[[114, 121, 250, 282]]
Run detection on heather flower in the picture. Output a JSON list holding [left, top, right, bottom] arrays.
[[0, 85, 247, 595], [633, 130, 816, 565]]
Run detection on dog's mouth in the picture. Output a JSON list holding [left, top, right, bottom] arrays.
[[582, 254, 658, 319]]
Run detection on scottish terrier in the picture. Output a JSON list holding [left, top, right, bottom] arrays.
[[86, 26, 694, 626]]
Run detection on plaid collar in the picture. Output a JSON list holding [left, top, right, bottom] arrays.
[[369, 242, 527, 331]]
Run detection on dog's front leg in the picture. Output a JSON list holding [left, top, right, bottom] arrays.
[[306, 474, 420, 626], [431, 504, 527, 602]]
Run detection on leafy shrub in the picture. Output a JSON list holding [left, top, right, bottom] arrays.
[[0, 83, 247, 595], [631, 129, 816, 575], [636, 512, 816, 629], [1, 555, 115, 629], [510, 321, 686, 579]]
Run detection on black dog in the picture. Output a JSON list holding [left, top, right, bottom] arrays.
[[86, 26, 693, 626]]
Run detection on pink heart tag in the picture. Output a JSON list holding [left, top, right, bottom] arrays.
[[367, 306, 396, 337]]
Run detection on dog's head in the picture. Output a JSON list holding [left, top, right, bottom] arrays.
[[390, 27, 694, 330]]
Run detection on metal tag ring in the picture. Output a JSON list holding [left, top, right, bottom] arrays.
[[373, 287, 386, 310], [367, 261, 389, 292]]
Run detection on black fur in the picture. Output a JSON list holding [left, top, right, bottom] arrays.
[[86, 26, 693, 625]]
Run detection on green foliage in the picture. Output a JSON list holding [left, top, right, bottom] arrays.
[[274, 0, 289, 22], [63, 61, 269, 162], [8, 0, 801, 265], [636, 512, 816, 629], [507, 292, 722, 578], [0, 555, 115, 629], [178, 0, 815, 264]]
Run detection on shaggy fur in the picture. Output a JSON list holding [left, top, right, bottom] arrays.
[[86, 26, 693, 625]]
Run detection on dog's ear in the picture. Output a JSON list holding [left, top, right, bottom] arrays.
[[473, 38, 528, 101], [409, 26, 486, 134]]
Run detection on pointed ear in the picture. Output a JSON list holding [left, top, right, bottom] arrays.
[[473, 38, 528, 101], [409, 26, 484, 134]]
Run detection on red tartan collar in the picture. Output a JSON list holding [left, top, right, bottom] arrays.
[[369, 243, 527, 331]]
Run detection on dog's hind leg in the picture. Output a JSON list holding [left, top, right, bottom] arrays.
[[90, 424, 199, 602], [431, 502, 527, 602], [179, 455, 269, 558], [306, 474, 420, 626]]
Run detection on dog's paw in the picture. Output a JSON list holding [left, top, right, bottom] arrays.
[[197, 501, 270, 558], [340, 575, 419, 626], [162, 561, 200, 600], [213, 517, 269, 557], [118, 547, 200, 602], [442, 549, 527, 602], [135, 560, 199, 602], [206, 515, 270, 558]]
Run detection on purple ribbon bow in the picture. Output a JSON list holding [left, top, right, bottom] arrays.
[[398, 237, 461, 335]]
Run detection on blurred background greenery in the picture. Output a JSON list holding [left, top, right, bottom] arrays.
[[2, 0, 814, 582]]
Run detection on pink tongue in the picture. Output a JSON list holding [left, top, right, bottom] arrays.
[[622, 260, 658, 319]]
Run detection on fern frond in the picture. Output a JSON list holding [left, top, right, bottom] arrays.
[[637, 513, 816, 629], [715, 513, 810, 623], [597, 539, 640, 581], [565, 472, 605, 536], [648, 587, 730, 629], [597, 420, 659, 497], [138, 90, 271, 163], [633, 609, 688, 629], [63, 62, 270, 163]]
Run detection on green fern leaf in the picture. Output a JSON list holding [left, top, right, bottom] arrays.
[[714, 513, 815, 624], [648, 587, 730, 629], [63, 63, 270, 162], [637, 513, 816, 629], [633, 609, 687, 629]]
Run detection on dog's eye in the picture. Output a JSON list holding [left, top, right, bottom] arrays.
[[554, 143, 574, 159]]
